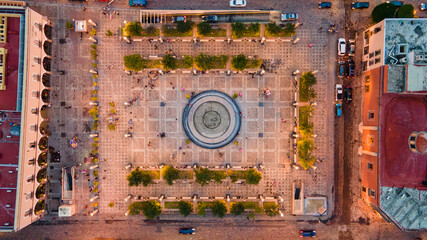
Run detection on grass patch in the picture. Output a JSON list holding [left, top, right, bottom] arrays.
[[162, 25, 193, 37], [178, 170, 194, 179], [247, 59, 262, 68], [299, 106, 313, 131], [195, 54, 229, 71], [231, 22, 260, 38], [198, 28, 226, 37], [164, 201, 180, 209], [142, 170, 160, 179], [240, 202, 259, 209], [228, 170, 249, 180], [263, 202, 276, 208]]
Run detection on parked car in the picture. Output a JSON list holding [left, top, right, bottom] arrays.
[[336, 104, 342, 117], [337, 61, 347, 78], [352, 2, 369, 9], [201, 15, 218, 23], [172, 16, 186, 23], [281, 13, 299, 21], [230, 0, 246, 7], [300, 230, 316, 237], [129, 0, 146, 6], [318, 2, 332, 8], [421, 3, 427, 10], [348, 39, 355, 56], [336, 84, 343, 101], [179, 228, 195, 235], [338, 38, 346, 56], [347, 59, 355, 78], [335, 84, 342, 101], [386, 1, 403, 7], [344, 86, 353, 103]]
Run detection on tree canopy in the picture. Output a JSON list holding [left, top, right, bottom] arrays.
[[194, 167, 212, 186], [211, 201, 227, 218], [197, 22, 213, 36], [124, 21, 143, 37], [231, 22, 246, 38], [396, 4, 414, 18], [126, 167, 153, 187], [371, 3, 397, 23], [299, 72, 317, 102], [178, 201, 193, 217], [162, 54, 177, 70], [246, 169, 262, 185], [231, 54, 248, 71], [161, 165, 180, 185], [176, 21, 194, 33], [230, 202, 245, 216], [124, 54, 144, 71]]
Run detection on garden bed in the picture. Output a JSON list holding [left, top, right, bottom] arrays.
[[227, 170, 249, 180], [264, 23, 295, 38], [164, 201, 180, 209], [198, 28, 226, 37], [162, 26, 193, 37], [231, 23, 260, 38], [142, 170, 160, 179], [178, 170, 194, 179], [299, 106, 312, 130]]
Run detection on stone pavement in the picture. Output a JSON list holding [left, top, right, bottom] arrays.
[[26, 0, 339, 221]]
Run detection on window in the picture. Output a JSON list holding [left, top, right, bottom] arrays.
[[375, 50, 381, 56], [362, 61, 368, 71], [368, 188, 376, 198], [364, 46, 369, 55], [374, 27, 381, 33], [367, 162, 373, 170], [375, 57, 381, 64], [368, 60, 374, 66], [364, 84, 370, 93], [362, 187, 367, 192], [368, 136, 374, 144], [369, 52, 374, 58], [368, 111, 375, 119], [365, 75, 370, 83]]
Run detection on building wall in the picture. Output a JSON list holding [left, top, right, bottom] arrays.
[[14, 7, 51, 232], [362, 21, 386, 71], [360, 67, 383, 206]]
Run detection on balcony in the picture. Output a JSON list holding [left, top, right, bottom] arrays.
[[39, 121, 51, 136], [36, 168, 47, 183], [42, 57, 51, 72], [38, 136, 48, 151], [40, 104, 50, 119], [36, 183, 46, 199], [34, 199, 45, 215], [42, 73, 50, 88], [41, 89, 50, 103], [43, 24, 52, 40], [37, 152, 47, 167], [43, 41, 52, 56]]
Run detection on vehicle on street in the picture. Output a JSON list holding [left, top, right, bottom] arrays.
[[421, 3, 427, 10], [336, 84, 343, 101], [318, 2, 332, 8], [179, 228, 195, 235], [281, 13, 299, 21], [230, 0, 246, 7], [347, 59, 355, 78], [352, 2, 370, 9], [386, 1, 403, 7], [344, 86, 353, 103], [201, 15, 218, 23], [336, 104, 342, 117], [348, 39, 355, 56], [129, 0, 146, 6], [338, 38, 346, 56], [172, 16, 186, 23], [337, 61, 347, 78], [300, 230, 316, 237]]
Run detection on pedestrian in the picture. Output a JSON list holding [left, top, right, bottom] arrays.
[[281, 118, 286, 123], [308, 44, 313, 47], [82, 7, 86, 11], [154, 45, 158, 49], [148, 142, 151, 147], [137, 79, 140, 83]]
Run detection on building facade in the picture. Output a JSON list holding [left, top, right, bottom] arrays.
[[0, 1, 52, 232], [360, 19, 427, 231]]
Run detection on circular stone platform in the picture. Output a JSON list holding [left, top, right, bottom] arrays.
[[183, 90, 241, 149]]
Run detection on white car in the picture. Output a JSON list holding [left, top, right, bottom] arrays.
[[338, 38, 346, 56], [230, 0, 246, 7], [281, 13, 298, 21], [336, 84, 343, 101]]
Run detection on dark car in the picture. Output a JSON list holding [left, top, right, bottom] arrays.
[[129, 0, 146, 6], [387, 1, 403, 7], [201, 15, 218, 22], [318, 2, 332, 8], [300, 230, 316, 237], [172, 16, 187, 23], [352, 2, 369, 9], [179, 228, 195, 235], [344, 86, 353, 103], [337, 61, 347, 78], [347, 59, 355, 78]]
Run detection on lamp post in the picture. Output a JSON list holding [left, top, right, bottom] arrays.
[[124, 194, 132, 202], [90, 195, 99, 202]]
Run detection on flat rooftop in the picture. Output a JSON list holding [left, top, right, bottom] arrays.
[[0, 14, 22, 230], [0, 16, 20, 110]]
